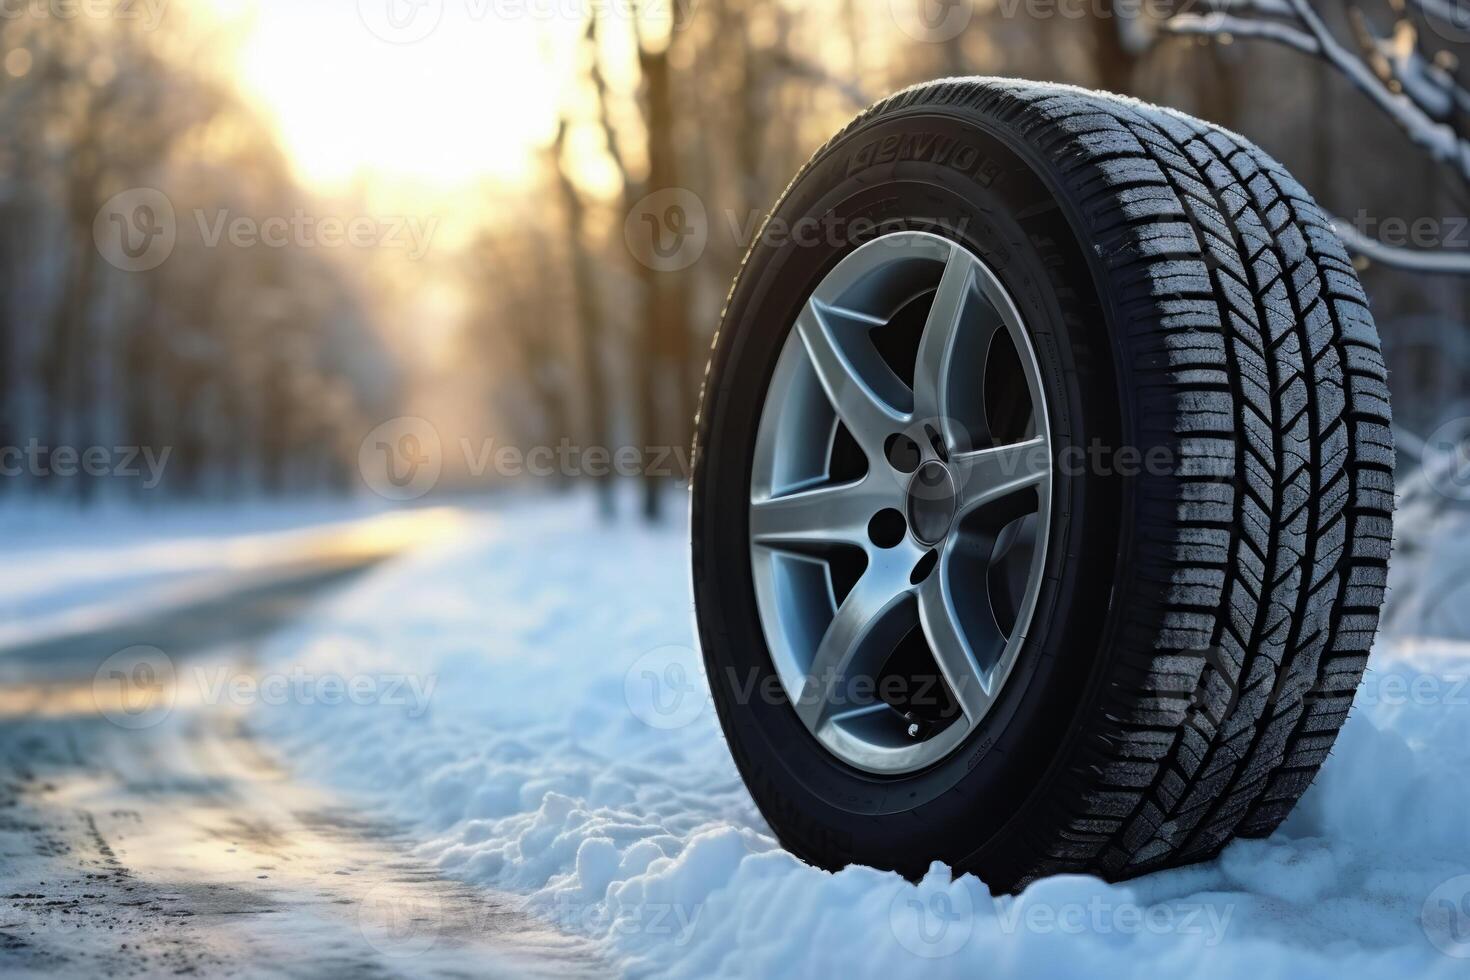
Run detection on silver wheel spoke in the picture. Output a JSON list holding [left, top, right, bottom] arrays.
[[795, 300, 909, 455], [796, 565, 914, 732], [917, 560, 996, 724], [953, 436, 1049, 517], [751, 477, 891, 551], [912, 245, 976, 445]]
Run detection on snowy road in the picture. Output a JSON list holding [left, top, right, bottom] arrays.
[[251, 495, 1470, 978], [0, 510, 600, 978], [4, 496, 1470, 977]]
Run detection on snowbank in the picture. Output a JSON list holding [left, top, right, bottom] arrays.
[[252, 494, 1470, 977]]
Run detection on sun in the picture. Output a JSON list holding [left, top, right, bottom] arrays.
[[199, 0, 581, 196]]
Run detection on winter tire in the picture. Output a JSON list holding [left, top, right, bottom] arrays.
[[689, 78, 1394, 890]]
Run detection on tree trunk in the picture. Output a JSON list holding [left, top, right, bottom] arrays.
[[551, 122, 617, 519], [638, 36, 691, 521]]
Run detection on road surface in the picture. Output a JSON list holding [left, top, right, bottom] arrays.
[[0, 513, 602, 978]]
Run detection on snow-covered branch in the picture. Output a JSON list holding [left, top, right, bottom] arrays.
[[1166, 12, 1320, 54], [1169, 0, 1470, 178], [1162, 0, 1470, 272], [1348, 5, 1470, 120]]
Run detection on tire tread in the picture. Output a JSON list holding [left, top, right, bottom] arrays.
[[845, 78, 1393, 883]]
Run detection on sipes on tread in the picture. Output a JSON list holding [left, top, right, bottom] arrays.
[[691, 75, 1393, 891], [826, 79, 1392, 881]]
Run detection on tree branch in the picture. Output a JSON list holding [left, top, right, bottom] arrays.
[[1348, 4, 1470, 119], [1168, 1, 1470, 180], [1162, 0, 1470, 271], [768, 48, 869, 108], [1288, 0, 1470, 178], [586, 12, 641, 202], [1164, 12, 1320, 55]]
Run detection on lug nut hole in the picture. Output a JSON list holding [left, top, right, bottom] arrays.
[[884, 433, 922, 474], [868, 508, 907, 549], [909, 548, 938, 585]]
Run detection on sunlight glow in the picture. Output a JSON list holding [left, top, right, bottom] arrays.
[[202, 0, 582, 195]]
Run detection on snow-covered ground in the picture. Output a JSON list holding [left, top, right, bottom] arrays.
[[238, 492, 1470, 978], [0, 500, 460, 648]]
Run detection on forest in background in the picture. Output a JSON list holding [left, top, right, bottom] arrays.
[[1, 1, 1466, 519], [467, 0, 1470, 520], [0, 9, 399, 502]]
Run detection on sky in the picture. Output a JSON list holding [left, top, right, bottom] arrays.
[[174, 1, 678, 433], [199, 0, 592, 197]]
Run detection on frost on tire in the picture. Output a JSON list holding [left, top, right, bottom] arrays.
[[689, 77, 1393, 891]]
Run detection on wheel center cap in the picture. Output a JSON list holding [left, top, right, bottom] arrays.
[[906, 461, 957, 545]]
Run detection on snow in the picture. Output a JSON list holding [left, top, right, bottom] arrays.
[[239, 492, 1470, 977], [0, 498, 452, 648]]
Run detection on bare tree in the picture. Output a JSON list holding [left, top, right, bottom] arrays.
[[549, 118, 618, 518], [465, 227, 576, 483], [0, 13, 397, 502]]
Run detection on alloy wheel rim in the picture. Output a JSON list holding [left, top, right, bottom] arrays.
[[748, 231, 1054, 775]]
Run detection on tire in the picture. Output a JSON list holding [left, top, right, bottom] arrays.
[[689, 77, 1393, 891]]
